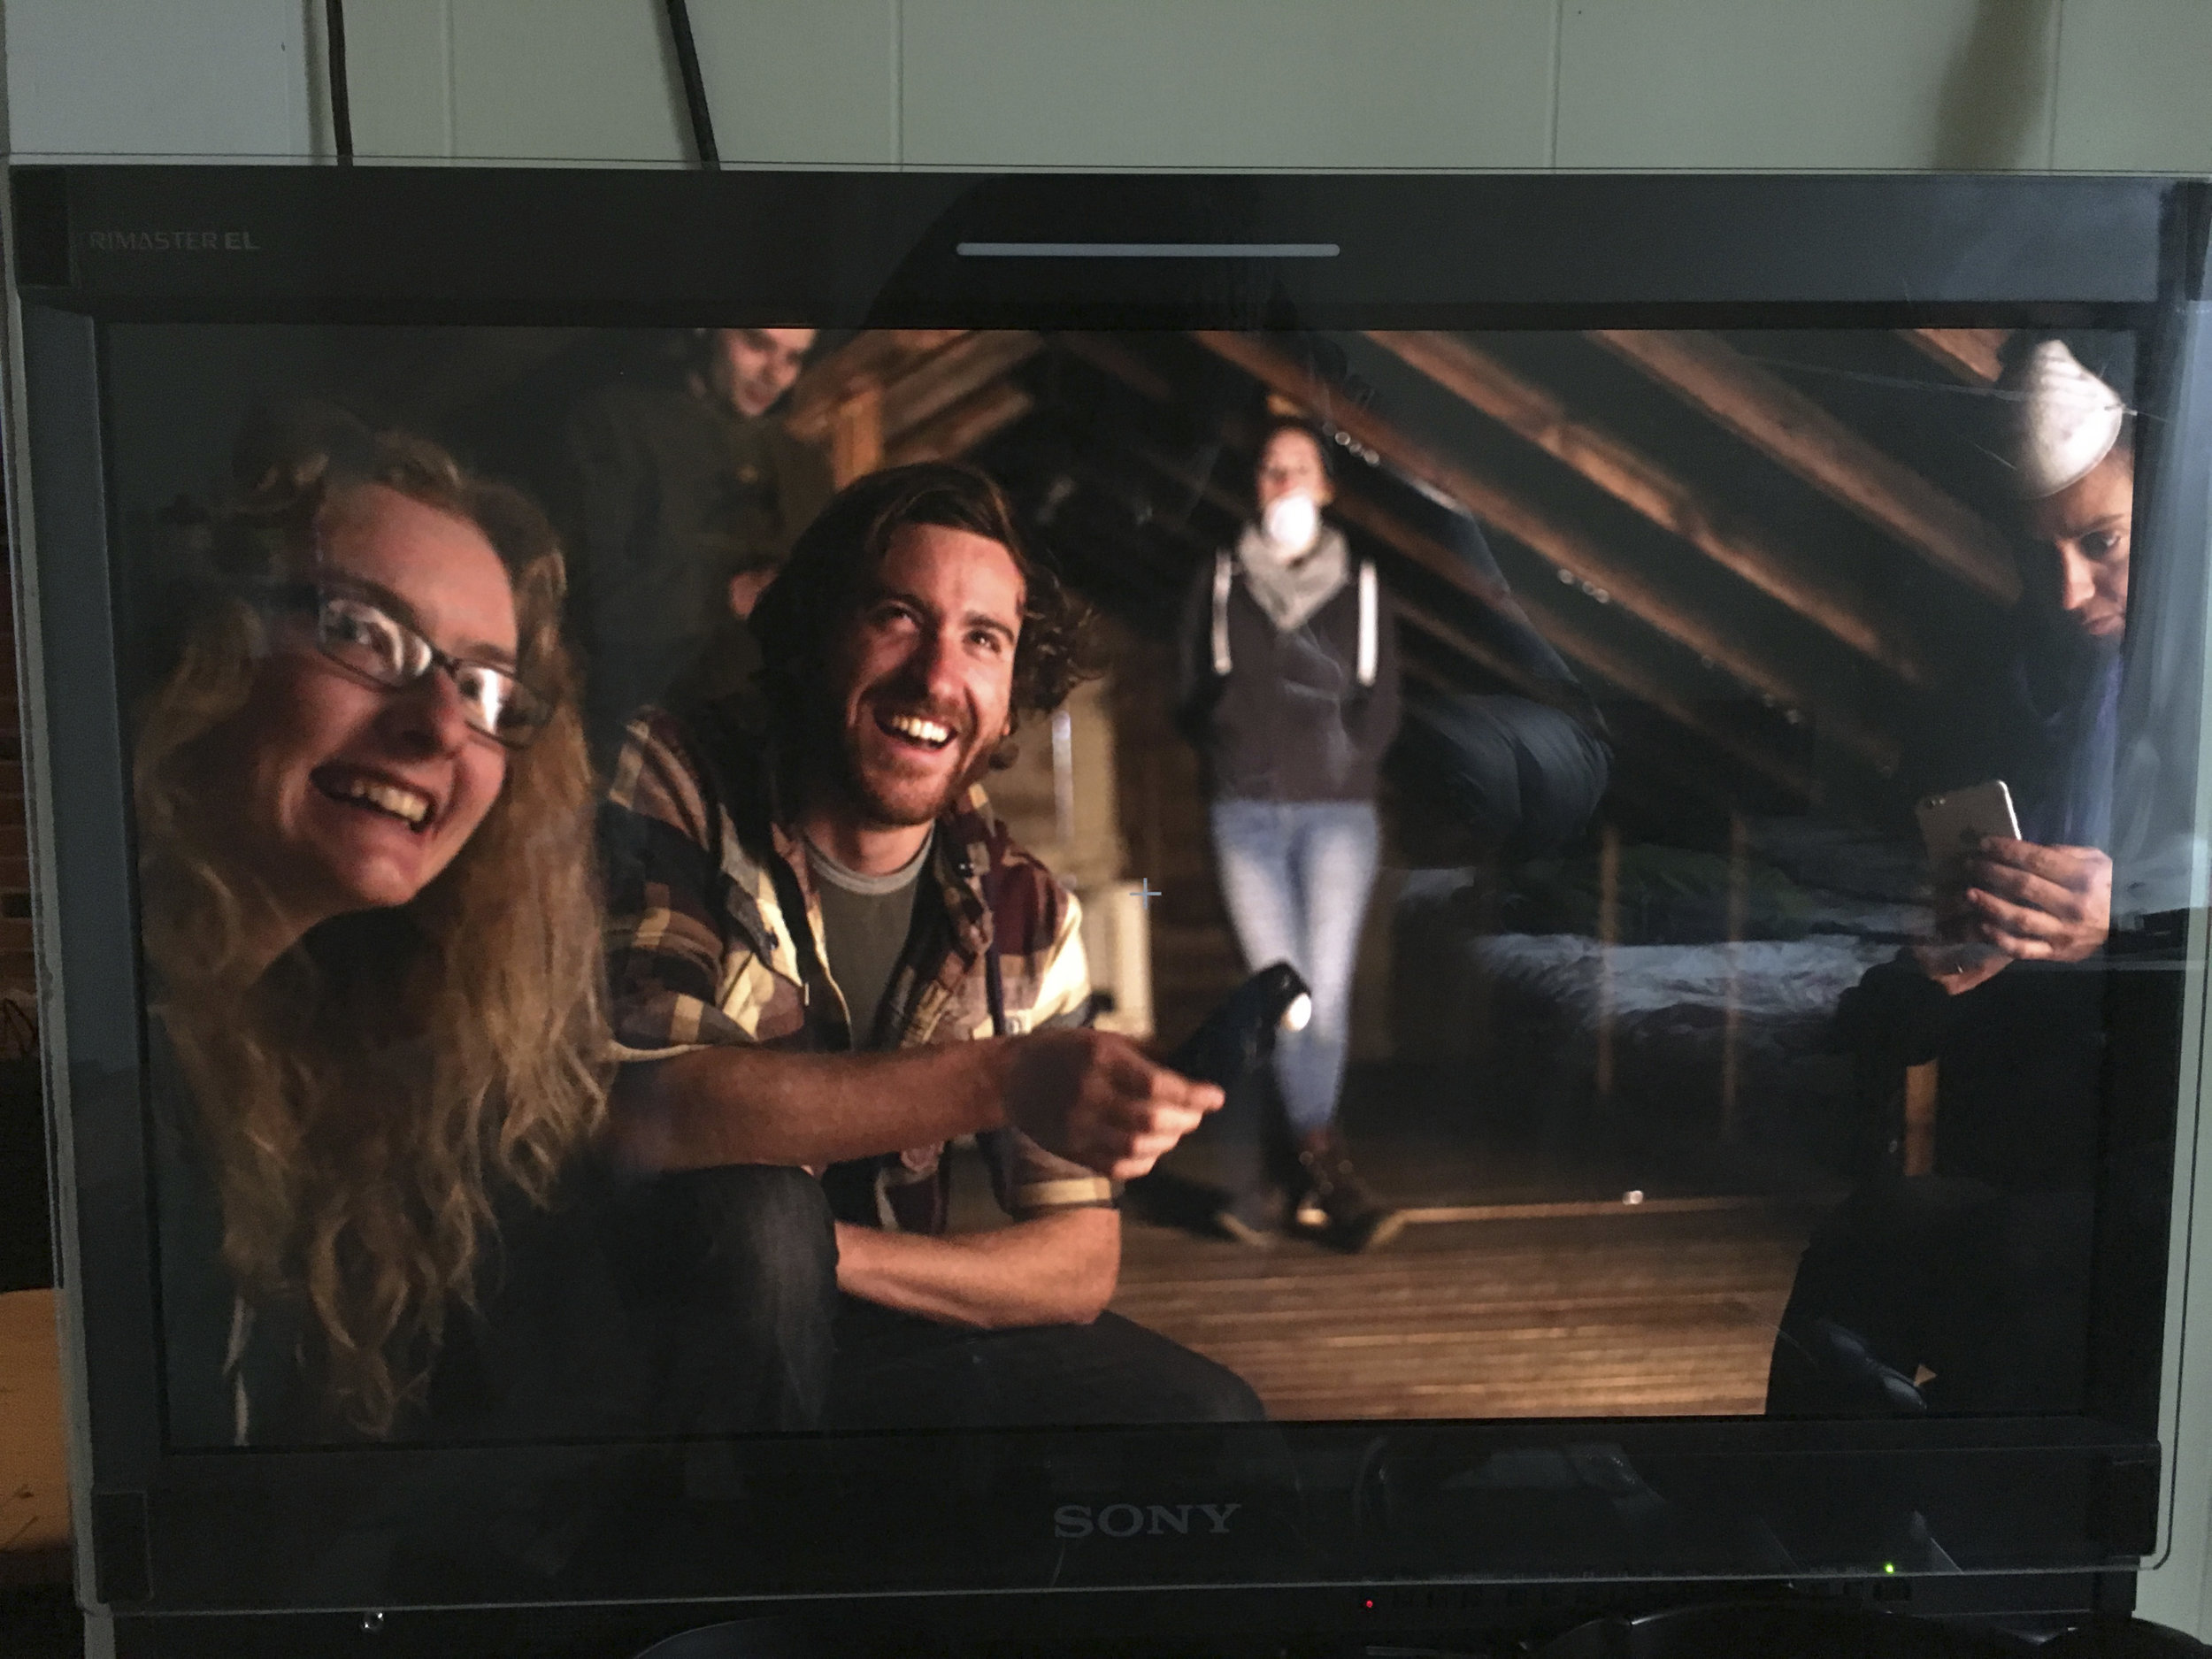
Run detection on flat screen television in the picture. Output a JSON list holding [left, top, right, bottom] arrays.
[[8, 166, 2212, 1656]]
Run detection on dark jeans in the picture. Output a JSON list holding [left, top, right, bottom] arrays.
[[614, 1164, 1264, 1432], [1765, 1176, 2093, 1417], [607, 1164, 840, 1433]]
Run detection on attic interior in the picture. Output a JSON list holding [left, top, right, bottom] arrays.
[[129, 319, 2047, 1420]]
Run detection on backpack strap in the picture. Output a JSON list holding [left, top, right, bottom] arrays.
[[1211, 550, 1235, 677], [1356, 558, 1379, 688]]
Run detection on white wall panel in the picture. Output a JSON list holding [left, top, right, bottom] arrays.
[[1556, 0, 2060, 170], [900, 0, 1557, 170], [447, 0, 686, 164], [687, 0, 898, 166], [343, 0, 455, 161], [2052, 0, 2212, 173], [3, 0, 311, 160]]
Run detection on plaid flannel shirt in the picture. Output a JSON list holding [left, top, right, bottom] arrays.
[[601, 695, 1113, 1232]]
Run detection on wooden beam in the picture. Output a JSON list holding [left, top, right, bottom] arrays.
[[1192, 329, 1899, 776], [1387, 589, 1567, 712], [879, 330, 1044, 443], [1054, 332, 1178, 403], [1471, 578, 1816, 801], [1128, 436, 1816, 800], [786, 329, 965, 443], [1369, 331, 1937, 688], [1590, 329, 2019, 606], [1902, 327, 2009, 386], [1392, 662, 1694, 827], [884, 379, 1034, 468], [826, 381, 882, 486]]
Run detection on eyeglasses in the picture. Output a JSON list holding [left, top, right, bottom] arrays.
[[264, 584, 553, 750]]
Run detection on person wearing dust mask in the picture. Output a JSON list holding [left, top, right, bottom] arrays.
[[1765, 334, 2142, 1418], [1176, 419, 1403, 1251]]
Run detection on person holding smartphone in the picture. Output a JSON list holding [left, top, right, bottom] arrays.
[[1766, 334, 2137, 1417], [1914, 334, 2128, 994]]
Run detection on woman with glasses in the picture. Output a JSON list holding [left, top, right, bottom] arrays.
[[136, 413, 616, 1444]]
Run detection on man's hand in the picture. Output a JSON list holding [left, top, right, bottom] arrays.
[[1002, 1027, 1223, 1181], [727, 566, 777, 620], [1961, 836, 2112, 963]]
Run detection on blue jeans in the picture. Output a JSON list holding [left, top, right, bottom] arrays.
[[1208, 800, 1381, 1139]]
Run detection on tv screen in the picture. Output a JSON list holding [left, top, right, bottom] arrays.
[[12, 167, 2210, 1653]]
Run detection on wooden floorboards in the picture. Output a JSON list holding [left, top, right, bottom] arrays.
[[0, 1289, 69, 1584], [0, 1164, 1825, 1586], [1110, 1203, 1818, 1420]]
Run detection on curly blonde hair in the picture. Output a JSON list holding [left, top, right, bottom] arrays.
[[135, 416, 609, 1438]]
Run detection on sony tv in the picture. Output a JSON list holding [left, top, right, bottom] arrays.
[[8, 168, 2212, 1655]]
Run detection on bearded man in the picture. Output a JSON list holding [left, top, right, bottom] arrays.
[[598, 461, 1263, 1432]]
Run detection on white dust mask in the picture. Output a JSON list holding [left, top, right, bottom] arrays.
[[1260, 492, 1322, 555]]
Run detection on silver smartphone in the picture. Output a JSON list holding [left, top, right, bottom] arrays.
[[1916, 780, 2021, 882]]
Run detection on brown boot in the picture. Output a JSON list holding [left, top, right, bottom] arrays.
[[1293, 1127, 1404, 1253]]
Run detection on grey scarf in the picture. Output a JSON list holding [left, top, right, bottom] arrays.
[[1235, 519, 1350, 634]]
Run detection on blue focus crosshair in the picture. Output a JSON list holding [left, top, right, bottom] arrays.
[[1132, 879, 1162, 911]]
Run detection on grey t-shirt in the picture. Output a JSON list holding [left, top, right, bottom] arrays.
[[806, 833, 931, 1051]]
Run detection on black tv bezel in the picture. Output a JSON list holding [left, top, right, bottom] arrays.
[[9, 166, 2210, 1641]]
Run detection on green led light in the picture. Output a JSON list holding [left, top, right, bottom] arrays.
[[1884, 1563, 1897, 1574]]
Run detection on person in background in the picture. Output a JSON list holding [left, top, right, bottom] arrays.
[[600, 460, 1262, 1430], [1177, 419, 1404, 1252], [1767, 334, 2139, 1417], [557, 326, 833, 764], [135, 415, 618, 1446]]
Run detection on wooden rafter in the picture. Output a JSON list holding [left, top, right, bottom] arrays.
[[826, 383, 882, 487], [1502, 577, 1816, 802], [1395, 616, 1782, 820], [1590, 330, 2019, 606], [1055, 332, 1178, 403], [1123, 439, 1543, 684], [1395, 650, 1703, 823], [1902, 327, 2010, 386], [1369, 331, 1937, 688], [1356, 503, 1815, 800], [786, 328, 1045, 483], [1120, 431, 1816, 800], [886, 379, 1034, 469], [786, 329, 965, 443], [1191, 329, 1900, 777], [879, 330, 1043, 442]]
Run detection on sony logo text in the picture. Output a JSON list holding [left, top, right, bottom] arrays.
[[85, 230, 263, 253], [1054, 1502, 1241, 1540]]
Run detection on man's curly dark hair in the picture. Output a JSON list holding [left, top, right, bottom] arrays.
[[750, 460, 1101, 754]]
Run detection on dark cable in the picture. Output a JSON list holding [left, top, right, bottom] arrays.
[[323, 0, 354, 164], [662, 0, 720, 170]]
